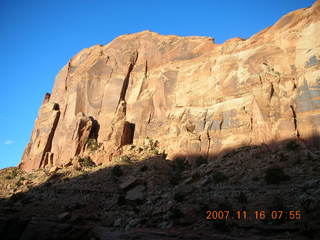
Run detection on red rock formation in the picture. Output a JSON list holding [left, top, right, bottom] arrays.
[[20, 1, 320, 170]]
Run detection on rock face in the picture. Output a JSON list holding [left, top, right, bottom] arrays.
[[20, 1, 320, 171]]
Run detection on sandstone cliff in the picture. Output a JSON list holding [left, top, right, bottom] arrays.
[[20, 1, 320, 171]]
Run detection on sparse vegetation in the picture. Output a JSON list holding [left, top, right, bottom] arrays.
[[120, 155, 132, 164], [78, 156, 96, 168], [5, 169, 18, 180], [264, 167, 290, 185], [16, 177, 25, 187], [150, 149, 159, 155]]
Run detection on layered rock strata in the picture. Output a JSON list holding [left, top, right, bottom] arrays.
[[20, 1, 320, 170]]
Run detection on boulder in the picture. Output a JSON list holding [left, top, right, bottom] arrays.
[[125, 185, 146, 201]]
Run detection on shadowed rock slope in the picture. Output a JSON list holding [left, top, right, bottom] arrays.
[[20, 1, 320, 171], [1, 138, 320, 239]]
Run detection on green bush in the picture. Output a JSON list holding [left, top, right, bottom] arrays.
[[264, 167, 290, 185], [5, 169, 18, 180], [150, 149, 159, 155], [16, 177, 25, 187], [78, 156, 96, 168], [120, 155, 132, 164]]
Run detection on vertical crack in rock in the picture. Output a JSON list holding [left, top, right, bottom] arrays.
[[145, 60, 148, 78], [99, 56, 113, 115], [65, 62, 71, 91], [258, 74, 263, 85], [249, 113, 254, 144], [147, 112, 152, 124], [75, 117, 93, 155], [62, 103, 68, 120], [290, 105, 300, 138], [39, 103, 61, 168], [293, 78, 297, 90], [219, 118, 224, 130], [206, 122, 213, 160], [203, 110, 208, 131], [137, 61, 148, 100], [118, 51, 139, 106], [270, 83, 275, 99]]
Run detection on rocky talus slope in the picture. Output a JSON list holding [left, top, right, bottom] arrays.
[[1, 140, 320, 239], [20, 1, 320, 171]]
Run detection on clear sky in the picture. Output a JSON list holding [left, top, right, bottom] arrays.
[[0, 0, 315, 169]]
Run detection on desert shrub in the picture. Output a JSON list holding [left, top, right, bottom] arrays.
[[78, 156, 96, 168], [111, 165, 123, 177], [86, 138, 101, 151], [16, 177, 25, 187], [150, 149, 159, 155], [144, 137, 159, 151], [212, 171, 229, 183], [5, 169, 18, 180], [264, 167, 290, 185], [149, 139, 159, 150], [120, 155, 132, 164], [161, 150, 168, 159]]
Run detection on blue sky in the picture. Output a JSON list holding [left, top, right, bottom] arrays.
[[0, 0, 315, 169]]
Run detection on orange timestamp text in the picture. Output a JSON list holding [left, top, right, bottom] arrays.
[[206, 210, 302, 220]]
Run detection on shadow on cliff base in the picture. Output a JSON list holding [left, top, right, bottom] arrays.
[[0, 135, 319, 240]]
